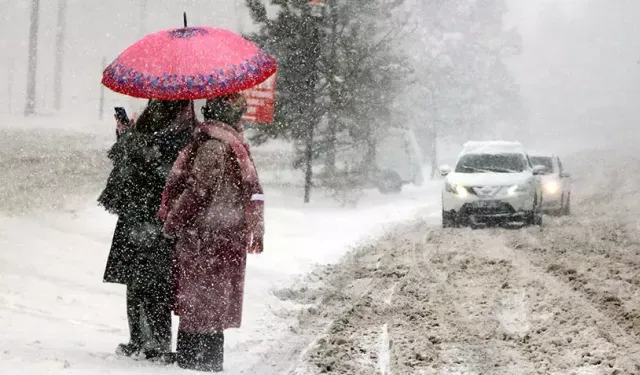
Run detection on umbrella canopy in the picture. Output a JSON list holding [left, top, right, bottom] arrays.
[[102, 26, 277, 100]]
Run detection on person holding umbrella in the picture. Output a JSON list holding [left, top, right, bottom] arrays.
[[98, 99, 196, 361], [100, 16, 275, 371], [157, 93, 265, 372]]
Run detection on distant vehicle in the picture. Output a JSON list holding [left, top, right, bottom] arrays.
[[374, 127, 424, 194], [529, 153, 572, 215], [439, 140, 545, 228]]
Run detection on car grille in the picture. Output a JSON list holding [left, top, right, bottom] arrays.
[[460, 202, 515, 216], [469, 186, 503, 198]]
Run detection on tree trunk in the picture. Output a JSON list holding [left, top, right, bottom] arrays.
[[364, 128, 377, 180], [303, 119, 315, 203], [325, 0, 339, 175], [24, 0, 40, 116], [429, 127, 438, 180], [303, 13, 322, 203], [53, 0, 67, 112]]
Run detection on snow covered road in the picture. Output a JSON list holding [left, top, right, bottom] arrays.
[[0, 128, 440, 374], [268, 149, 640, 374]]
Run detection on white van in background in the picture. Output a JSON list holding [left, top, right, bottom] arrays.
[[373, 127, 424, 193]]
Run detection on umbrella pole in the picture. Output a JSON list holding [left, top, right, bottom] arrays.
[[183, 12, 187, 27]]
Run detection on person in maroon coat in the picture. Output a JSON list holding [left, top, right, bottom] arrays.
[[158, 93, 264, 372]]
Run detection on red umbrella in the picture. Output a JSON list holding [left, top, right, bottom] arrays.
[[102, 21, 276, 100]]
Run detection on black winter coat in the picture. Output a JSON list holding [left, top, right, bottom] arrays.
[[99, 126, 191, 287]]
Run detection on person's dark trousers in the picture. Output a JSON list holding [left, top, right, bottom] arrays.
[[142, 281, 172, 356], [177, 329, 224, 372], [116, 285, 144, 356], [119, 281, 172, 358]]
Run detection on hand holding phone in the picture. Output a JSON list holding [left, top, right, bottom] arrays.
[[114, 107, 130, 124]]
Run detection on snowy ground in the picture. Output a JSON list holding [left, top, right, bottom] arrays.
[[4, 119, 636, 374], [268, 148, 640, 374], [0, 126, 441, 374]]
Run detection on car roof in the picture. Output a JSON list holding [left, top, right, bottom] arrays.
[[461, 140, 526, 155], [528, 151, 556, 158]]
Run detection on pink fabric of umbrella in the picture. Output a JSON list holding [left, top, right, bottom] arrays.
[[102, 26, 277, 100]]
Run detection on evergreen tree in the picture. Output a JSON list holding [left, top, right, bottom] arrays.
[[245, 0, 410, 176]]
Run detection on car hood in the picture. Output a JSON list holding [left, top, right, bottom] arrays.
[[447, 171, 532, 187]]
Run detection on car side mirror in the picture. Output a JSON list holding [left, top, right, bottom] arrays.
[[560, 172, 571, 178], [439, 165, 451, 177], [532, 165, 546, 175]]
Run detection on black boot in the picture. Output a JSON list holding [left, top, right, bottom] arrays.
[[177, 330, 224, 372], [116, 342, 141, 357], [144, 349, 177, 364], [199, 332, 224, 372], [177, 330, 199, 370]]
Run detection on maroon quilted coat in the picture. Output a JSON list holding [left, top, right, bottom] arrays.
[[159, 120, 264, 333]]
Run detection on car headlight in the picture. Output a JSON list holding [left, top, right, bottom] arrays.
[[507, 184, 529, 195], [445, 182, 469, 197], [544, 181, 559, 194]]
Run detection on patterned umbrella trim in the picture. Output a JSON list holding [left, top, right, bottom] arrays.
[[102, 49, 276, 97], [167, 27, 210, 39]]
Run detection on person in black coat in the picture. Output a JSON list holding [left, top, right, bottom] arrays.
[[98, 99, 195, 362]]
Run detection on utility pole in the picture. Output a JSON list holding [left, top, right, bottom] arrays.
[[53, 0, 68, 111], [24, 0, 40, 116], [99, 57, 106, 120]]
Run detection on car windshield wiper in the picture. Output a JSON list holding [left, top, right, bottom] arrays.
[[459, 165, 492, 173]]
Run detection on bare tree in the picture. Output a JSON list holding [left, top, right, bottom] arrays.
[[24, 0, 40, 116], [53, 0, 67, 111]]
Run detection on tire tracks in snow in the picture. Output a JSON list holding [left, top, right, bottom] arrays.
[[246, 222, 424, 375], [389, 227, 538, 375], [266, 216, 640, 374]]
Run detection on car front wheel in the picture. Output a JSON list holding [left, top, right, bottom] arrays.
[[442, 210, 457, 228], [376, 170, 403, 194], [563, 193, 571, 216]]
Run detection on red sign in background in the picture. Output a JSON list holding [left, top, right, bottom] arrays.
[[242, 73, 276, 124]]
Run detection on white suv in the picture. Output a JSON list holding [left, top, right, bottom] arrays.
[[439, 141, 545, 228]]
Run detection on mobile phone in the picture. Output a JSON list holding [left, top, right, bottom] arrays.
[[114, 107, 130, 125]]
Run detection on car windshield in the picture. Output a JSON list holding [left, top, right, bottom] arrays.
[[455, 153, 526, 173], [529, 156, 554, 173]]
